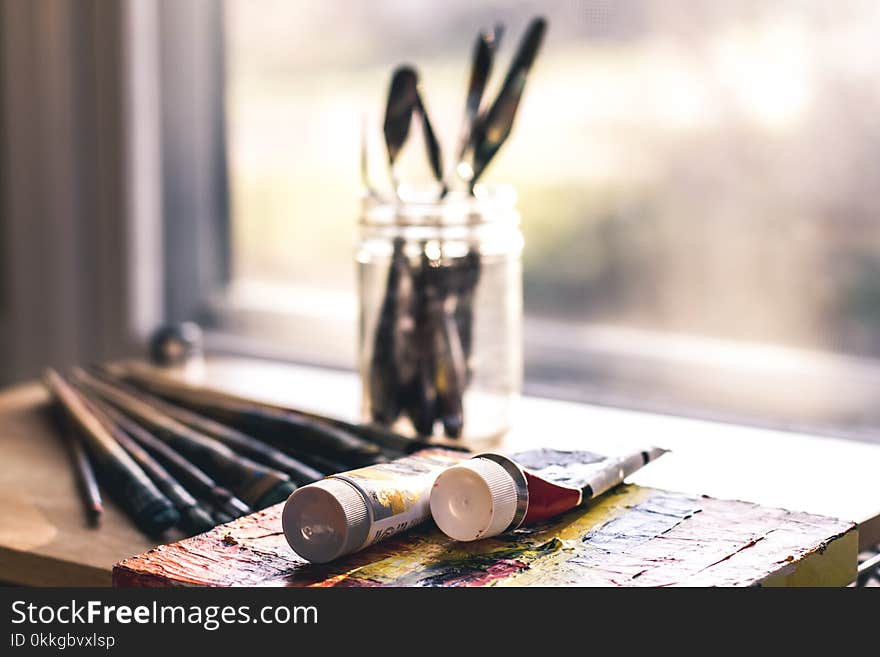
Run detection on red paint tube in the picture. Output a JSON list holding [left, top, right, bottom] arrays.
[[429, 446, 666, 541]]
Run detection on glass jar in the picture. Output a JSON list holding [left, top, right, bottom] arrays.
[[356, 186, 523, 443]]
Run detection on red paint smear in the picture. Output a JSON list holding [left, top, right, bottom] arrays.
[[309, 571, 385, 587], [308, 573, 355, 588], [522, 471, 582, 525]]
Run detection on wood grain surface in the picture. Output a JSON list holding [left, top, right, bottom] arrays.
[[1, 357, 878, 586], [0, 384, 180, 585]]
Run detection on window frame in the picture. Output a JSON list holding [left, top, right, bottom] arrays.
[[158, 0, 232, 325]]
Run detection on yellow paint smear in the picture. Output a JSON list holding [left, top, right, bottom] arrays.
[[759, 528, 858, 587], [496, 485, 656, 586], [329, 485, 654, 586]]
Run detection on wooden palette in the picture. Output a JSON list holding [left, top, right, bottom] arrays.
[[114, 484, 857, 587]]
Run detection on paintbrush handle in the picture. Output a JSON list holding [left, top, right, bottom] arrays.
[[369, 237, 408, 425], [44, 370, 179, 536], [116, 361, 465, 452], [68, 431, 104, 523], [98, 401, 250, 517], [81, 392, 216, 535], [414, 91, 446, 195], [89, 369, 323, 485], [468, 17, 547, 188], [117, 364, 388, 464], [74, 369, 294, 509], [50, 406, 103, 524]]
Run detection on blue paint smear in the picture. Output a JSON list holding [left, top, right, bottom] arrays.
[[580, 491, 703, 553]]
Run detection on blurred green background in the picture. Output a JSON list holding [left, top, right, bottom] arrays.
[[225, 0, 880, 358]]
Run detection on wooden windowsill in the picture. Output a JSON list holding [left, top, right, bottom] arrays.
[[1, 355, 878, 586]]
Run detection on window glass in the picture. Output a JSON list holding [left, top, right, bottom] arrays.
[[225, 0, 880, 362]]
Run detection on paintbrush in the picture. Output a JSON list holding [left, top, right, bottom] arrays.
[[43, 369, 179, 536], [77, 389, 217, 535], [466, 16, 547, 190], [403, 253, 439, 436], [72, 368, 296, 510], [423, 246, 470, 438], [49, 406, 103, 525], [367, 236, 412, 428], [433, 311, 467, 438], [451, 24, 504, 191], [280, 450, 350, 476], [205, 503, 238, 526], [86, 368, 323, 485], [68, 429, 104, 524], [383, 66, 419, 197], [112, 362, 455, 454], [412, 80, 468, 436], [97, 401, 251, 520], [369, 66, 421, 426], [413, 81, 446, 197], [101, 365, 386, 466]]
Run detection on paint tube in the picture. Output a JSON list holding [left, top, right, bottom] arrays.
[[282, 448, 466, 563], [430, 446, 667, 541]]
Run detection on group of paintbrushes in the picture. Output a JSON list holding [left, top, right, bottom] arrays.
[[45, 364, 448, 537], [44, 18, 548, 534], [366, 17, 546, 438]]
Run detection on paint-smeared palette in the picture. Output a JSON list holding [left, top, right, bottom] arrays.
[[113, 485, 857, 587]]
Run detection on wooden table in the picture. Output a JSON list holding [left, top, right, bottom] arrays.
[[1, 356, 878, 586]]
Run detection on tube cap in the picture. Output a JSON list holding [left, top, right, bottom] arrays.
[[430, 457, 519, 541], [282, 478, 370, 563]]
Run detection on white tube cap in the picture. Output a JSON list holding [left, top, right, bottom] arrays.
[[430, 457, 519, 541], [282, 478, 370, 563]]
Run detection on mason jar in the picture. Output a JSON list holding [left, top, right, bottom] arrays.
[[356, 185, 523, 443]]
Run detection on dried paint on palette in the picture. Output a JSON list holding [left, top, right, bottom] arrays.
[[113, 485, 856, 587]]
